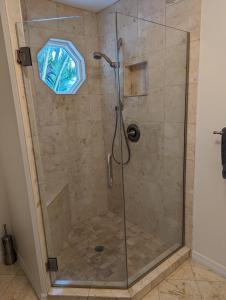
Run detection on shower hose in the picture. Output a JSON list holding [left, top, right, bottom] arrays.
[[111, 105, 131, 165]]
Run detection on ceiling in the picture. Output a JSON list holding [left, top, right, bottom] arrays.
[[54, 0, 118, 12]]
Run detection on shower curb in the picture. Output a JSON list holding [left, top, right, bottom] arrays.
[[48, 247, 190, 300]]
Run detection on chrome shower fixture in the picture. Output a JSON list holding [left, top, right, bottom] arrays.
[[93, 52, 119, 68]]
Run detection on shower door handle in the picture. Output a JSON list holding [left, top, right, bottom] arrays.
[[107, 153, 113, 188]]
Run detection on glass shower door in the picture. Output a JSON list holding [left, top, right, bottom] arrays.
[[17, 15, 128, 288], [116, 12, 188, 284]]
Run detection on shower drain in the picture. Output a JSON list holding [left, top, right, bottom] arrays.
[[95, 245, 104, 252]]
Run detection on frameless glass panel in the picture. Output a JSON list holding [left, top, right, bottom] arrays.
[[116, 12, 188, 284], [17, 14, 127, 288]]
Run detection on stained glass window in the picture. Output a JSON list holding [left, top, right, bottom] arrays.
[[37, 38, 86, 94]]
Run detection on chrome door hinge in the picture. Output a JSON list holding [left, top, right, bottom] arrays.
[[16, 47, 32, 66], [46, 257, 58, 272]]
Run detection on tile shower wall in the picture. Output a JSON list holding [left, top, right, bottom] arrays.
[[97, 12, 124, 214], [21, 0, 108, 232], [98, 0, 201, 248]]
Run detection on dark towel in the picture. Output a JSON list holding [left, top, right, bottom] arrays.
[[221, 127, 226, 178]]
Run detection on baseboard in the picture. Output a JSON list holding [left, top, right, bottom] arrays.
[[17, 253, 48, 300], [192, 250, 226, 278]]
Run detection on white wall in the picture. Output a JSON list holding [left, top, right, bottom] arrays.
[[0, 14, 43, 297], [0, 18, 12, 262], [193, 0, 226, 275], [0, 161, 12, 262]]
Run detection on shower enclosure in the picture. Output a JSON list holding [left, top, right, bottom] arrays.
[[17, 10, 188, 289]]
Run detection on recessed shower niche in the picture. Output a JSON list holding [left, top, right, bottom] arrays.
[[124, 61, 148, 97], [16, 5, 189, 296]]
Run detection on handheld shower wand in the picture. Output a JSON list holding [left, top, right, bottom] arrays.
[[93, 45, 131, 167], [93, 52, 120, 69]]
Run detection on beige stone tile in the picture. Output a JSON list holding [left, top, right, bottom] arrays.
[[186, 123, 196, 161], [0, 262, 20, 275], [185, 159, 195, 194], [164, 122, 185, 158], [164, 85, 186, 123], [142, 287, 159, 300], [138, 21, 165, 54], [186, 141, 195, 160], [148, 50, 165, 89], [1, 275, 38, 300], [197, 281, 226, 300], [56, 3, 85, 35], [168, 261, 195, 281], [89, 288, 130, 299], [166, 0, 201, 42], [158, 279, 202, 299], [165, 0, 185, 7], [191, 260, 226, 282], [187, 84, 198, 125], [166, 0, 201, 17], [138, 0, 165, 23], [166, 27, 188, 48], [115, 0, 139, 17], [0, 275, 14, 297], [188, 40, 200, 85], [184, 227, 193, 249], [139, 0, 165, 16], [165, 44, 187, 86], [25, 0, 57, 20]]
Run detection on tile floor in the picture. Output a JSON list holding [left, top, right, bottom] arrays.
[[56, 211, 171, 286], [143, 258, 226, 299], [0, 262, 37, 299], [1, 258, 226, 299]]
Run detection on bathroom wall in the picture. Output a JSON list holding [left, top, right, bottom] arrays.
[[21, 0, 108, 233], [0, 20, 12, 256], [0, 163, 11, 261], [0, 160, 11, 261], [98, 0, 201, 247], [193, 0, 226, 276]]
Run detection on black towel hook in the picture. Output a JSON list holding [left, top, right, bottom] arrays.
[[214, 128, 226, 179], [213, 130, 223, 135]]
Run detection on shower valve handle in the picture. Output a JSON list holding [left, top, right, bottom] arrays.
[[128, 130, 136, 137], [127, 124, 141, 142]]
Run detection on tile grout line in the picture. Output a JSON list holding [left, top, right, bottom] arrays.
[[189, 259, 204, 300]]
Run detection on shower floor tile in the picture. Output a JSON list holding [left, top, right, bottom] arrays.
[[56, 211, 170, 286]]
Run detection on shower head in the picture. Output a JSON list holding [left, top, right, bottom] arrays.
[[93, 52, 119, 68], [93, 52, 102, 60]]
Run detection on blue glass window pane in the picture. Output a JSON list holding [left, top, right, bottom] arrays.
[[37, 39, 86, 94]]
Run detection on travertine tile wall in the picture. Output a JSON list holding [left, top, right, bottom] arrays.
[[21, 0, 108, 233], [98, 0, 201, 248], [97, 12, 125, 215], [47, 185, 71, 255]]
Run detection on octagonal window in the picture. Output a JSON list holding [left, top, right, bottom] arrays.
[[37, 38, 86, 94]]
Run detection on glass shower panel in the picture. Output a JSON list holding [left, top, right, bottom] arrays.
[[116, 13, 188, 284], [17, 15, 127, 288]]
